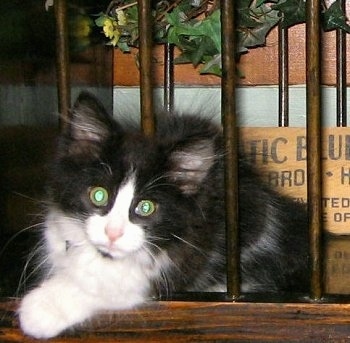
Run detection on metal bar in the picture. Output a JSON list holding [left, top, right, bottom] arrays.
[[336, 0, 347, 127], [54, 0, 71, 130], [278, 26, 289, 127], [306, 0, 323, 300], [164, 43, 175, 113], [221, 0, 240, 300], [138, 0, 155, 135]]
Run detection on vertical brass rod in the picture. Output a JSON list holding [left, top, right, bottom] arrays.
[[336, 0, 347, 127], [54, 0, 71, 130], [306, 0, 323, 300], [164, 43, 174, 113], [221, 0, 240, 299], [278, 26, 289, 127], [138, 0, 155, 135]]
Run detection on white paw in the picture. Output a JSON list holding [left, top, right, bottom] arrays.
[[19, 286, 74, 339]]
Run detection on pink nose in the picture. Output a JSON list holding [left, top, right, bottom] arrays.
[[105, 224, 124, 242]]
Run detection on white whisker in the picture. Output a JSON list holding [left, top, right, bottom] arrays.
[[15, 237, 46, 295], [171, 234, 207, 256], [142, 243, 171, 298], [140, 173, 177, 193], [143, 174, 168, 189], [147, 235, 171, 242], [17, 251, 47, 295], [0, 223, 43, 260], [99, 161, 113, 176], [144, 241, 162, 253]]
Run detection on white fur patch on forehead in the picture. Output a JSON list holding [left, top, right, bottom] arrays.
[[111, 175, 136, 216]]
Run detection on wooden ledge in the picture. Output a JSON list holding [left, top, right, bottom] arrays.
[[2, 298, 350, 342]]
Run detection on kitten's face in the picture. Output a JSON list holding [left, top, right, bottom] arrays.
[[52, 138, 168, 260], [49, 93, 219, 261]]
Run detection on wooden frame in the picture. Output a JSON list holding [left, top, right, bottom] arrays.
[[2, 299, 350, 341]]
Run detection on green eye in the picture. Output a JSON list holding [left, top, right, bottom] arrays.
[[89, 187, 109, 207], [135, 200, 156, 217]]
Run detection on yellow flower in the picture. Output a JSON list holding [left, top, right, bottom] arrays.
[[110, 29, 121, 46], [96, 13, 125, 47], [102, 18, 117, 39], [116, 10, 127, 26], [71, 15, 92, 38]]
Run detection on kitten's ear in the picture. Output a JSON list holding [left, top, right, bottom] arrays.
[[69, 92, 113, 143], [168, 139, 216, 195], [62, 92, 120, 157]]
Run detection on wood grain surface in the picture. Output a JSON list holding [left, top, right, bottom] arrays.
[[113, 25, 350, 87], [2, 298, 350, 342]]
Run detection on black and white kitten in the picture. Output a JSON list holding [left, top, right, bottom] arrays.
[[19, 92, 309, 339]]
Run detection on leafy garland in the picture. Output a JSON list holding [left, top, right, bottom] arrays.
[[93, 0, 350, 76]]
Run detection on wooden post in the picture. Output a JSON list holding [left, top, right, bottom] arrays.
[[306, 0, 323, 300], [138, 0, 155, 136], [221, 0, 240, 300], [54, 0, 71, 130]]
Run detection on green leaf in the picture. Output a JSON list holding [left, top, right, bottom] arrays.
[[199, 10, 221, 52], [322, 0, 350, 32], [272, 0, 305, 28], [125, 5, 138, 22], [194, 36, 218, 65], [237, 0, 254, 10], [117, 41, 131, 52], [95, 14, 110, 27], [238, 4, 280, 49], [165, 9, 221, 68], [173, 52, 193, 64], [237, 7, 262, 28], [256, 0, 268, 7], [200, 54, 222, 76]]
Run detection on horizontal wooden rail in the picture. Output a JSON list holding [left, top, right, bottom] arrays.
[[2, 298, 350, 342]]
